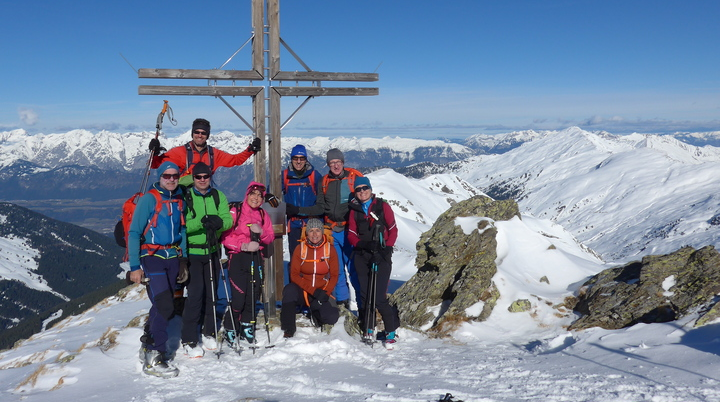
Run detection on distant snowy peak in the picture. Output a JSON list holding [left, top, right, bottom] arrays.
[[0, 129, 475, 170], [464, 130, 552, 153]]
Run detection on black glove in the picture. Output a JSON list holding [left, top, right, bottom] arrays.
[[176, 258, 189, 284], [313, 288, 330, 303], [265, 192, 279, 208], [202, 215, 224, 231], [148, 138, 164, 154], [247, 137, 261, 153], [285, 203, 300, 216]]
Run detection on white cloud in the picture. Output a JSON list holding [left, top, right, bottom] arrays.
[[18, 107, 39, 126]]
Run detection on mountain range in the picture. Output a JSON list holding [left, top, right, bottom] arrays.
[[1, 126, 719, 259]]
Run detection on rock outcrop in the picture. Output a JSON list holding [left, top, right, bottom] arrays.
[[569, 245, 720, 330], [391, 195, 520, 336]]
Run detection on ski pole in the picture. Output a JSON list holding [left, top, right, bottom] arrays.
[[250, 254, 258, 353], [205, 227, 222, 358], [257, 263, 273, 346]]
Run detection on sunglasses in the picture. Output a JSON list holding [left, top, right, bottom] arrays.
[[194, 174, 211, 180], [193, 130, 208, 135], [292, 156, 306, 161], [161, 173, 180, 180], [355, 186, 371, 192]]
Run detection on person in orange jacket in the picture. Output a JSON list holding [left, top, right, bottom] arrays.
[[280, 218, 340, 338], [149, 118, 260, 186]]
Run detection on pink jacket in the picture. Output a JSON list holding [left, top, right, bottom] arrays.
[[221, 181, 274, 254]]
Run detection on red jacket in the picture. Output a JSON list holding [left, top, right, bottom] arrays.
[[348, 196, 398, 248], [151, 142, 254, 178]]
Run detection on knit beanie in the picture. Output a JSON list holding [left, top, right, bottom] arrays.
[[354, 176, 371, 191], [326, 148, 344, 164], [192, 118, 211, 136], [157, 161, 180, 180], [291, 144, 308, 158], [192, 162, 212, 176], [306, 218, 324, 232]]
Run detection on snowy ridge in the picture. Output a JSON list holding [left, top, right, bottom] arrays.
[[454, 127, 720, 263]]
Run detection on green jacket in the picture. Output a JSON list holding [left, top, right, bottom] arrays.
[[185, 187, 232, 255]]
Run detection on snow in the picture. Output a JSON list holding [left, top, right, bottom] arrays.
[[4, 128, 720, 400], [3, 177, 720, 401]]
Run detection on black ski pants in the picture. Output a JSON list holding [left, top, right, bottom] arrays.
[[223, 251, 262, 328], [354, 249, 400, 334], [281, 282, 339, 334], [181, 253, 220, 344]]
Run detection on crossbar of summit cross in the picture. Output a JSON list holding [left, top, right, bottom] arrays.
[[137, 0, 378, 317]]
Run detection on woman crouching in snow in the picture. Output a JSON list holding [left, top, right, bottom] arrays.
[[220, 181, 274, 346]]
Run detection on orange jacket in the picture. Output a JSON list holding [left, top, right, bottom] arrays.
[[289, 236, 339, 295]]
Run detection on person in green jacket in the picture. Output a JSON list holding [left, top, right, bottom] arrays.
[[180, 162, 232, 358]]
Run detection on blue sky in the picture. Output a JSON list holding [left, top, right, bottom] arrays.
[[1, 0, 718, 139]]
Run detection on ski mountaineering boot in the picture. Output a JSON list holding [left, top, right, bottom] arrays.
[[202, 335, 218, 351], [240, 322, 255, 344], [224, 330, 238, 348], [142, 349, 179, 378], [182, 342, 204, 358]]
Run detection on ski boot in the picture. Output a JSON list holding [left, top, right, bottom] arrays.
[[240, 322, 255, 345], [142, 348, 179, 378]]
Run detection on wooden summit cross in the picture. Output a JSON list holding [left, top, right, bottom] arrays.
[[137, 0, 378, 315]]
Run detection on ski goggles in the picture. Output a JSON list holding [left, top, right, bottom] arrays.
[[247, 184, 266, 196]]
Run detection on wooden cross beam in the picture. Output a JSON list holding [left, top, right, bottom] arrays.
[[137, 0, 378, 316]]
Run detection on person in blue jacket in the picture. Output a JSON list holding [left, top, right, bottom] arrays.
[[128, 161, 187, 378], [281, 144, 322, 284]]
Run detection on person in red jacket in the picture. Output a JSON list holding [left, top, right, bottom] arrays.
[[280, 218, 340, 338], [347, 176, 400, 347], [149, 118, 261, 186]]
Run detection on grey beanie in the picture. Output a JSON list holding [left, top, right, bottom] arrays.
[[326, 148, 344, 164], [306, 218, 324, 232]]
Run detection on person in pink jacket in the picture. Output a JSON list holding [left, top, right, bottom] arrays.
[[220, 181, 274, 346]]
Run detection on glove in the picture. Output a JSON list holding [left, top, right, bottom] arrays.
[[247, 137, 262, 153], [176, 258, 189, 284], [249, 223, 262, 242], [202, 215, 224, 231], [313, 288, 330, 303], [148, 138, 164, 154], [241, 241, 260, 252], [285, 203, 300, 216], [265, 192, 279, 208]]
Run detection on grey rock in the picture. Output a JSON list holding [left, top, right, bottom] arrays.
[[391, 195, 519, 336], [569, 245, 720, 330]]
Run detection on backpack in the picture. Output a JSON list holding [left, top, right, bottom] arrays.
[[297, 227, 333, 266], [184, 142, 215, 176], [320, 167, 363, 195], [320, 167, 363, 229], [283, 169, 317, 195], [353, 198, 387, 244], [184, 186, 221, 220], [113, 188, 185, 261], [226, 201, 274, 258]]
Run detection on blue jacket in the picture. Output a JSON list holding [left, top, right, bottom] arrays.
[[128, 182, 187, 270], [282, 163, 322, 229]]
